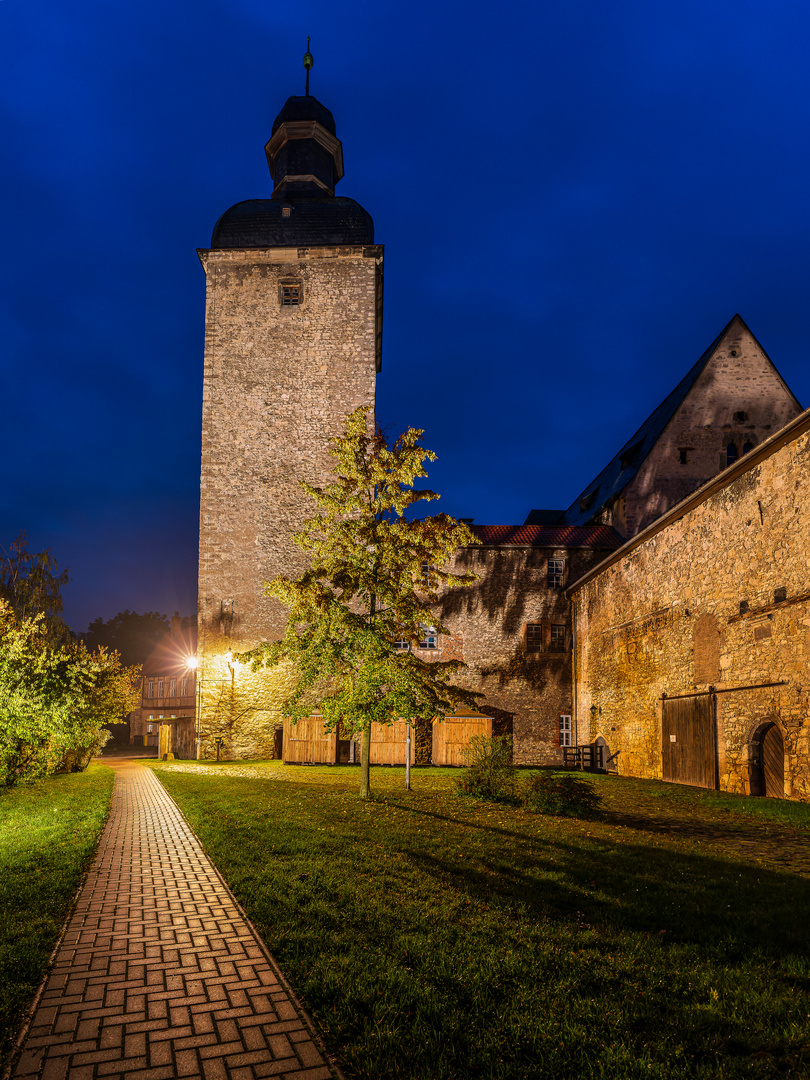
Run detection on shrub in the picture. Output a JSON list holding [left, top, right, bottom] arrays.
[[456, 734, 517, 802], [523, 771, 602, 817]]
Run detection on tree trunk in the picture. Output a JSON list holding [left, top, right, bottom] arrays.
[[360, 726, 371, 798]]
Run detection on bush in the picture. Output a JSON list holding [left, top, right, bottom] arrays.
[[456, 734, 517, 802], [523, 771, 602, 817]]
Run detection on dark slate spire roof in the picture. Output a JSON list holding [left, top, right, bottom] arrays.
[[210, 92, 375, 249], [271, 95, 336, 135], [211, 198, 374, 248]]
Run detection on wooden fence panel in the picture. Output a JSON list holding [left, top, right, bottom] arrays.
[[369, 720, 415, 765], [432, 716, 493, 766], [283, 716, 337, 764]]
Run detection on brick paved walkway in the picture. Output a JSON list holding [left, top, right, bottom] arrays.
[[11, 760, 340, 1080]]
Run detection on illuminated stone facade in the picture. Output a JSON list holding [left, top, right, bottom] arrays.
[[196, 91, 382, 759], [570, 410, 810, 799], [431, 528, 620, 765]]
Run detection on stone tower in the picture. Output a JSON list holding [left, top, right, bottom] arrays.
[[196, 85, 383, 759]]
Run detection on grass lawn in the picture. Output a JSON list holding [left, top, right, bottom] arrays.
[[0, 764, 114, 1070], [152, 762, 810, 1080]]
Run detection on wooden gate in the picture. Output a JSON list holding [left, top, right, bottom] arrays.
[[432, 716, 493, 766], [751, 722, 784, 797], [369, 721, 415, 765], [661, 694, 717, 789], [283, 716, 337, 764], [158, 717, 196, 759]]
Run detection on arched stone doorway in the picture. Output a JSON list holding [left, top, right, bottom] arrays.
[[750, 722, 785, 798]]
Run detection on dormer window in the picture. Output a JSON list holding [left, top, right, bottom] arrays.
[[620, 441, 643, 471]]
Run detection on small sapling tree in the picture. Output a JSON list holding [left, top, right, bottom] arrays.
[[243, 406, 482, 797]]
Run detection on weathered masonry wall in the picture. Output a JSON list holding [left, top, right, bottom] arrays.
[[571, 410, 810, 800], [435, 544, 612, 765], [196, 244, 383, 759]]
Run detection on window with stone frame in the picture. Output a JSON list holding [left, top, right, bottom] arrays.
[[420, 562, 439, 589], [559, 714, 573, 747], [549, 624, 567, 652], [548, 558, 565, 589], [726, 442, 739, 467], [526, 624, 544, 652], [417, 624, 438, 649], [279, 281, 302, 306], [393, 626, 411, 651]]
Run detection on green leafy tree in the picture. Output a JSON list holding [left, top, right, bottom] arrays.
[[0, 532, 71, 646], [0, 602, 140, 786], [83, 610, 171, 667], [243, 406, 481, 798]]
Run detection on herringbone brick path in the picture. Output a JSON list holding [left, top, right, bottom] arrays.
[[11, 760, 339, 1080]]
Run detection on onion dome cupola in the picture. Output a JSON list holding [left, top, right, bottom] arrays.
[[210, 40, 374, 250], [265, 95, 344, 200]]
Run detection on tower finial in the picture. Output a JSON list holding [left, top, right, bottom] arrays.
[[303, 36, 313, 96]]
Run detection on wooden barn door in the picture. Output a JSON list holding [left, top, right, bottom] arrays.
[[751, 723, 784, 798], [661, 695, 717, 789]]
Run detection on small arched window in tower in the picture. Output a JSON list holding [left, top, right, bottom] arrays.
[[726, 442, 739, 467], [742, 439, 755, 455]]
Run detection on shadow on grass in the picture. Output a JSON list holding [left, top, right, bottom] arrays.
[[157, 769, 810, 1080]]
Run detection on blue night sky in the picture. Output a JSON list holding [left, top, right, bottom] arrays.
[[2, 0, 809, 633]]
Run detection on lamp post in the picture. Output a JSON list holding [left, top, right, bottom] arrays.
[[185, 654, 200, 759]]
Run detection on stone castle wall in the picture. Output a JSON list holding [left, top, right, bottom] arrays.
[[196, 244, 383, 759], [572, 410, 810, 799], [434, 545, 610, 765]]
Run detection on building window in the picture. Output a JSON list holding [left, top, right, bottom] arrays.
[[559, 714, 572, 747], [549, 625, 567, 652], [169, 678, 176, 697], [418, 625, 437, 649], [742, 440, 755, 455], [281, 206, 292, 218], [157, 679, 164, 698], [180, 677, 188, 697], [726, 443, 738, 467], [548, 559, 565, 589], [526, 624, 543, 652], [678, 448, 689, 465], [280, 283, 301, 306], [147, 680, 154, 698], [733, 410, 748, 422], [421, 562, 438, 589], [393, 627, 410, 650]]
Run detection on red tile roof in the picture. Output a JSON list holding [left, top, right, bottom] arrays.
[[468, 524, 622, 548]]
